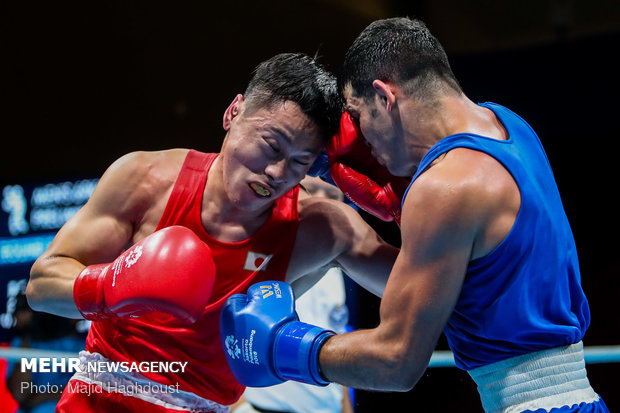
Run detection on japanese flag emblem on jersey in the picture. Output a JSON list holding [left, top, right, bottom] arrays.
[[243, 251, 273, 272]]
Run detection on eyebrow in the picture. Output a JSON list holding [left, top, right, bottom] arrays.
[[266, 126, 316, 155], [268, 126, 292, 144]]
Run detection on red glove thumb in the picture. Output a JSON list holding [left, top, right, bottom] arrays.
[[330, 162, 403, 225]]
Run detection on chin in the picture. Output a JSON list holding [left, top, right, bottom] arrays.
[[387, 163, 409, 178], [240, 190, 277, 212], [384, 162, 399, 176]]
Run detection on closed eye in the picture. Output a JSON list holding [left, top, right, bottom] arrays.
[[264, 138, 281, 154]]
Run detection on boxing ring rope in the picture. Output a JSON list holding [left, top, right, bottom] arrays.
[[2, 346, 619, 367]]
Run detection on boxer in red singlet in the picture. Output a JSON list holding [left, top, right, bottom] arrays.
[[27, 53, 398, 412]]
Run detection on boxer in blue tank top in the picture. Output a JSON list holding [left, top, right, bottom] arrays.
[[327, 17, 608, 413], [408, 101, 590, 370], [218, 16, 608, 413]]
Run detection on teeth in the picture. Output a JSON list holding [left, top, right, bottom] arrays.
[[251, 183, 270, 197]]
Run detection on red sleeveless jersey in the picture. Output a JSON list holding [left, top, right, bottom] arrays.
[[84, 150, 300, 405]]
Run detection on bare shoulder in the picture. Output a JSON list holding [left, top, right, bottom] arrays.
[[446, 148, 518, 198], [90, 149, 190, 226], [411, 148, 515, 210], [107, 149, 189, 183], [404, 147, 519, 258]]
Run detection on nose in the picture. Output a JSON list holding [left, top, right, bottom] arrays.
[[264, 158, 288, 184]]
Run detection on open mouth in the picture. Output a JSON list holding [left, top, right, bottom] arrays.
[[250, 183, 271, 197]]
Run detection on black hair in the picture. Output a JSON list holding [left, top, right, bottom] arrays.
[[244, 53, 343, 141], [339, 17, 461, 101]]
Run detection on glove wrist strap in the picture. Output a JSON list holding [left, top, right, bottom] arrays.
[[274, 321, 335, 386], [73, 264, 109, 321]]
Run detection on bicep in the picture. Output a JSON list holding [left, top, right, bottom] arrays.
[[288, 198, 396, 297], [377, 179, 477, 363], [37, 153, 144, 266], [377, 243, 468, 359], [28, 159, 137, 316], [289, 264, 332, 298], [43, 205, 130, 265], [331, 205, 398, 297]]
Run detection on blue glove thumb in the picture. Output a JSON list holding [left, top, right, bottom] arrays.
[[307, 150, 336, 186]]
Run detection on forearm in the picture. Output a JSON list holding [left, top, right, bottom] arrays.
[[318, 328, 427, 392], [27, 255, 85, 318], [221, 280, 434, 392], [337, 242, 397, 297]]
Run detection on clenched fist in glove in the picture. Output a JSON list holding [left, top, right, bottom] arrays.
[[220, 281, 334, 387], [73, 225, 216, 323], [326, 111, 411, 225]]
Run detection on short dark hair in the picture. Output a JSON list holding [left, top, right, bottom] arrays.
[[244, 53, 343, 141], [340, 17, 461, 101]]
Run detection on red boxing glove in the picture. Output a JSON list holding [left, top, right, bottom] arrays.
[[73, 225, 215, 323], [326, 111, 410, 225]]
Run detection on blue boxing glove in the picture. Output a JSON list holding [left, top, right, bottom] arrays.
[[307, 150, 336, 186], [220, 281, 334, 387], [307, 150, 358, 210]]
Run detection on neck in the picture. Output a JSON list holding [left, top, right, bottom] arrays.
[[201, 157, 273, 242], [438, 96, 508, 140], [401, 94, 505, 172], [397, 97, 446, 173]]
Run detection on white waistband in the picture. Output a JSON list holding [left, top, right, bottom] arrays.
[[70, 351, 229, 413], [468, 342, 599, 413]]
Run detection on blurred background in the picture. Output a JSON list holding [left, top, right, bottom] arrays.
[[1, 0, 619, 411]]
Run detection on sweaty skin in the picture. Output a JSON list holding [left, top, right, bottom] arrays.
[[27, 96, 396, 319], [317, 85, 520, 391]]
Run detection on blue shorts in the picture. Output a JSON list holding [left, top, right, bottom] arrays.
[[524, 398, 609, 413]]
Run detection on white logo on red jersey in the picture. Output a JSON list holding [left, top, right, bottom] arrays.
[[243, 251, 272, 272]]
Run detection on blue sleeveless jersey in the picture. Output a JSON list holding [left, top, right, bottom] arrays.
[[403, 102, 590, 370]]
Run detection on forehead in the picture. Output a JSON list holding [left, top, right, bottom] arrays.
[[244, 100, 323, 151]]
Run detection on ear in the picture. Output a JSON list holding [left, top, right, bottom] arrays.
[[223, 94, 244, 131], [372, 80, 397, 112]]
